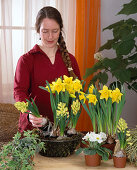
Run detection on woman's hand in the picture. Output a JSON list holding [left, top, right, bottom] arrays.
[[29, 114, 43, 127]]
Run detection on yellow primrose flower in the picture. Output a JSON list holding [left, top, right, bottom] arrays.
[[79, 91, 86, 103], [73, 79, 82, 92], [89, 85, 94, 94], [14, 101, 28, 113], [52, 78, 65, 93], [56, 102, 69, 117], [112, 88, 123, 103], [86, 94, 98, 105], [117, 118, 128, 132], [71, 99, 80, 115], [99, 85, 112, 101]]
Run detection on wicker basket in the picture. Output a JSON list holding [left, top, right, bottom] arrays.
[[39, 133, 82, 157], [0, 103, 19, 143]]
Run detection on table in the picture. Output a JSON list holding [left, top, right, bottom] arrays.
[[34, 153, 136, 170]]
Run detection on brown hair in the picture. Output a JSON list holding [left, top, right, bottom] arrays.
[[35, 6, 76, 79]]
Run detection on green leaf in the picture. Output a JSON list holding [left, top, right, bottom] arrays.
[[114, 69, 131, 83], [103, 20, 124, 31], [118, 0, 137, 15], [84, 148, 96, 155], [99, 39, 116, 51], [112, 39, 135, 56], [75, 148, 83, 155], [83, 61, 105, 79]]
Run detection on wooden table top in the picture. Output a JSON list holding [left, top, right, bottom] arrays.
[[34, 153, 136, 170]]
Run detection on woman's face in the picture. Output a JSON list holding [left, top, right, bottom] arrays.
[[39, 18, 60, 48]]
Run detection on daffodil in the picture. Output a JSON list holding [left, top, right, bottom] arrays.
[[86, 94, 98, 105], [14, 101, 28, 113], [112, 88, 123, 103], [79, 91, 86, 103], [88, 84, 94, 94], [52, 78, 65, 93], [99, 85, 112, 101], [73, 79, 82, 92]]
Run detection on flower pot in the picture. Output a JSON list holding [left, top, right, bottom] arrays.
[[85, 154, 101, 166], [39, 133, 82, 157], [113, 156, 126, 168], [102, 142, 116, 159]]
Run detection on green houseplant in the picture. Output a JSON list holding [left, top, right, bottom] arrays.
[[0, 130, 45, 170], [76, 132, 112, 166], [126, 126, 137, 166], [113, 118, 129, 168], [84, 0, 137, 93]]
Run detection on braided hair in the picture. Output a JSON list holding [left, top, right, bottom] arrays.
[[35, 6, 76, 79]]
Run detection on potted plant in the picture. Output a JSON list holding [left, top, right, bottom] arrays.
[[83, 0, 137, 93], [76, 132, 112, 166], [113, 118, 129, 168], [79, 84, 125, 144], [126, 126, 137, 167], [15, 75, 83, 157], [0, 130, 45, 169]]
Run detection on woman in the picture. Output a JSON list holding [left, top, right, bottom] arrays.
[[14, 6, 81, 133]]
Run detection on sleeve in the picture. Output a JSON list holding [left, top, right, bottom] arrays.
[[14, 54, 33, 132], [69, 54, 81, 80]]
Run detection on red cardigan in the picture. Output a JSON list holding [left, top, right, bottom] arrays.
[[14, 44, 81, 132]]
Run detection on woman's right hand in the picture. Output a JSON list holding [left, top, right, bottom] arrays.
[[29, 114, 43, 127]]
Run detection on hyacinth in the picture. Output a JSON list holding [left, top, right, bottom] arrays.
[[88, 84, 94, 94], [117, 118, 128, 132], [56, 102, 69, 118], [71, 99, 80, 115], [14, 101, 28, 113], [86, 94, 98, 105], [99, 85, 112, 101], [111, 88, 123, 103], [79, 91, 86, 103]]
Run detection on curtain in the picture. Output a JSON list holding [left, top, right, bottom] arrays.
[[0, 0, 76, 103], [75, 0, 101, 131]]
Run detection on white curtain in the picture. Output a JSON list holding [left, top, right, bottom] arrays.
[[0, 0, 76, 103]]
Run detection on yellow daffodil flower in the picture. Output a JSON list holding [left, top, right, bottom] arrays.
[[71, 99, 80, 115], [89, 85, 94, 94], [14, 101, 28, 113], [52, 78, 65, 93], [79, 91, 86, 103], [73, 79, 82, 92], [112, 88, 123, 103], [99, 85, 112, 101], [86, 94, 98, 105]]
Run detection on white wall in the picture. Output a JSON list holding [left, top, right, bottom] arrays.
[[101, 0, 137, 128]]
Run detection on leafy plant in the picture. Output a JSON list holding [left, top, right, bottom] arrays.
[[76, 132, 112, 161], [39, 75, 82, 136], [0, 130, 45, 170], [14, 98, 41, 118], [84, 0, 137, 93], [79, 84, 125, 144], [126, 126, 137, 166]]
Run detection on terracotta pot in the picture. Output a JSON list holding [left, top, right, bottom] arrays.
[[85, 154, 101, 166], [113, 156, 126, 168], [102, 142, 116, 159]]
